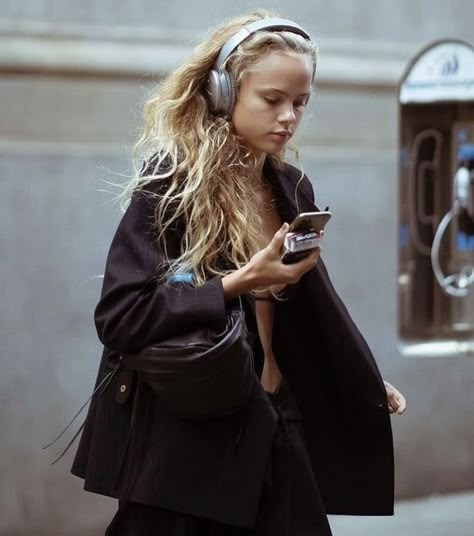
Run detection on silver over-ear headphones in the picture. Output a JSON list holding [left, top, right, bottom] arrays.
[[206, 18, 314, 116]]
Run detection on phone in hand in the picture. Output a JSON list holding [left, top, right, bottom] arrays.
[[280, 211, 332, 264]]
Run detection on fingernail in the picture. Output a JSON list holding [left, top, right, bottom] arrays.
[[282, 223, 289, 231]]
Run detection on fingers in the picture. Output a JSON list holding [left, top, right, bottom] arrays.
[[395, 394, 407, 415], [270, 223, 322, 264], [258, 225, 320, 287], [270, 222, 290, 251], [384, 380, 407, 415], [284, 248, 320, 282], [388, 399, 406, 415]]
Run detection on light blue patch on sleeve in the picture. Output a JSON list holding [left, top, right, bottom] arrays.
[[167, 273, 195, 284]]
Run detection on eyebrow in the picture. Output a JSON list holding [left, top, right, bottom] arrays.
[[258, 88, 311, 98]]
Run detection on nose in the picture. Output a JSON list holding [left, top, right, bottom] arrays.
[[278, 103, 297, 126]]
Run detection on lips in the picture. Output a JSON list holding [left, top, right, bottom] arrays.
[[269, 131, 291, 141]]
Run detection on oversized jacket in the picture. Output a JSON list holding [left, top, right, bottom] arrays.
[[71, 157, 394, 529]]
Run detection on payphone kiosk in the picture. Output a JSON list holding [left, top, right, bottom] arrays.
[[398, 39, 474, 358]]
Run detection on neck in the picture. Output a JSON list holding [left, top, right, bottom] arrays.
[[255, 153, 266, 178]]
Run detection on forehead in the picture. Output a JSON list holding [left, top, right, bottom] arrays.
[[244, 51, 313, 90]]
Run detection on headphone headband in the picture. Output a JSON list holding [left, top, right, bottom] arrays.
[[206, 17, 314, 116], [214, 18, 312, 70]]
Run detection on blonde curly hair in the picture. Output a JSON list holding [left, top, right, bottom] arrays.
[[123, 9, 317, 287]]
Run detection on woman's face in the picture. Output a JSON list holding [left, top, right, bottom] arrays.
[[231, 50, 313, 159]]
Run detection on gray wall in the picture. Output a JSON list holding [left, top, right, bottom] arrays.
[[1, 1, 473, 534]]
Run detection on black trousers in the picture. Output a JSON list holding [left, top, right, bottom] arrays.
[[105, 378, 332, 536]]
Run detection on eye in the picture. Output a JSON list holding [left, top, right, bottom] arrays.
[[263, 96, 280, 105], [294, 99, 308, 109]]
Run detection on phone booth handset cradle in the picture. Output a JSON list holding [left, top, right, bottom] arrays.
[[398, 39, 474, 357], [431, 148, 474, 298]]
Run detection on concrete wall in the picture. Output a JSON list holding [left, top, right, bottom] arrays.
[[1, 1, 473, 534]]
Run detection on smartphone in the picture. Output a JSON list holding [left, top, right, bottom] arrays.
[[281, 211, 332, 264], [287, 211, 332, 233]]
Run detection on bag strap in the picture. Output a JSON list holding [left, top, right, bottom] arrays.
[[42, 362, 122, 464]]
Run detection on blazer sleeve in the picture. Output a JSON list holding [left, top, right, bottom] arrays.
[[94, 187, 227, 354]]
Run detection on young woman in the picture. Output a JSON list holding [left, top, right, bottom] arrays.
[[71, 9, 406, 535]]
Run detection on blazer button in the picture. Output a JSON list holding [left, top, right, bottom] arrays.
[[115, 369, 135, 404]]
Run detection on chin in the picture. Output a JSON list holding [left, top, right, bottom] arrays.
[[265, 144, 287, 155], [245, 140, 287, 158]]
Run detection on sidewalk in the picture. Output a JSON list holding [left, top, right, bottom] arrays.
[[328, 491, 474, 536]]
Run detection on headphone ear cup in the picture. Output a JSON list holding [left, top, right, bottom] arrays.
[[206, 68, 236, 116], [206, 68, 222, 114], [225, 72, 236, 115], [216, 70, 236, 116]]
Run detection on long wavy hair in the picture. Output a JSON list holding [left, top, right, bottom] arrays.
[[122, 9, 318, 287]]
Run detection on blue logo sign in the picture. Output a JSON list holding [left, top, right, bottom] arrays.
[[440, 54, 459, 77]]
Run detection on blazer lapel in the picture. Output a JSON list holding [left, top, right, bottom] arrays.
[[264, 158, 318, 219], [264, 158, 298, 223], [242, 159, 315, 315]]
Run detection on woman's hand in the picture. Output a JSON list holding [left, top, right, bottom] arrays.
[[383, 380, 407, 415], [222, 223, 320, 300], [247, 223, 320, 289]]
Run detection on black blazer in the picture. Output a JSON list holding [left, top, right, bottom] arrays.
[[71, 158, 394, 528]]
